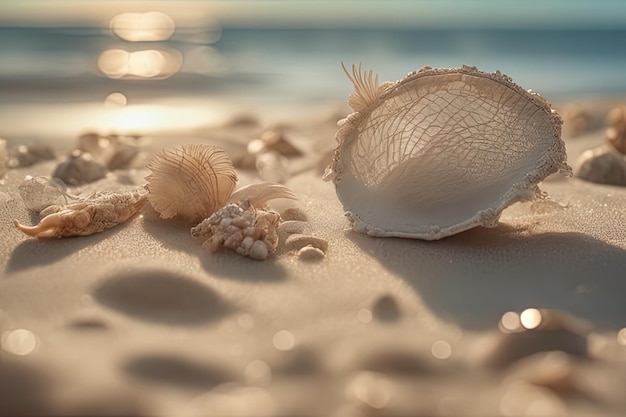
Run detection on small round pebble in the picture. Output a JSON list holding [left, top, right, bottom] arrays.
[[249, 240, 269, 261], [372, 294, 401, 322], [286, 234, 329, 253], [297, 245, 325, 261]]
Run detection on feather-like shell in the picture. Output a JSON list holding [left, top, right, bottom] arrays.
[[325, 64, 571, 240], [146, 144, 237, 223]]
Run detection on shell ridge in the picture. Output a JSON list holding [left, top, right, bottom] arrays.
[[146, 144, 237, 222]]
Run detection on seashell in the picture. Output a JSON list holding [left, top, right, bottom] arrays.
[[248, 128, 302, 157], [191, 200, 281, 261], [14, 186, 148, 238], [18, 176, 75, 212], [296, 245, 325, 261], [324, 64, 571, 240], [8, 143, 55, 168], [77, 132, 142, 170], [52, 150, 108, 186], [606, 106, 626, 154], [227, 181, 297, 207], [284, 234, 328, 253], [254, 151, 290, 183], [145, 144, 237, 223], [277, 220, 306, 235], [574, 144, 626, 186]]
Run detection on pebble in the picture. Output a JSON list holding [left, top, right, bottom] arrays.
[[485, 309, 588, 369], [53, 150, 108, 185], [285, 234, 328, 253], [297, 245, 325, 261], [8, 143, 55, 168], [573, 144, 626, 186], [372, 294, 401, 322]]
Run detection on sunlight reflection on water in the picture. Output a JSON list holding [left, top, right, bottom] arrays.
[[110, 11, 175, 42]]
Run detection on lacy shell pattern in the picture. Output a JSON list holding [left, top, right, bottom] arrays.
[[325, 65, 570, 240]]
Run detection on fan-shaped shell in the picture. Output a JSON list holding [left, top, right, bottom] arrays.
[[146, 144, 237, 223], [324, 65, 570, 240]]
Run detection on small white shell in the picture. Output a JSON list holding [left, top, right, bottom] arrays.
[[325, 64, 571, 240], [145, 144, 238, 223]]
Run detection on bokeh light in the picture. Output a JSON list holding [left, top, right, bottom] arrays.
[[103, 92, 127, 108], [245, 359, 272, 386], [1, 328, 38, 356], [98, 49, 182, 79], [110, 11, 175, 42], [431, 339, 452, 360], [520, 308, 543, 330], [499, 311, 522, 333], [356, 308, 373, 323], [272, 330, 295, 351]]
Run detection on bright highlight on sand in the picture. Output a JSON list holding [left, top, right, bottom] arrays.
[[273, 330, 295, 351], [349, 371, 394, 409], [431, 339, 452, 360], [356, 308, 373, 323], [1, 329, 38, 356]]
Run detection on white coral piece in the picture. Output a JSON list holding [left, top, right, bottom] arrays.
[[190, 200, 280, 261]]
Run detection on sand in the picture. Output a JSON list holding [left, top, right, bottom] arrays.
[[1, 98, 626, 416]]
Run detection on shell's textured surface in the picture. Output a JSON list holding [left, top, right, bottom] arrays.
[[146, 144, 238, 223], [325, 64, 570, 240], [14, 186, 148, 238]]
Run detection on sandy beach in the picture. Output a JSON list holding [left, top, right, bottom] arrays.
[[2, 2, 626, 414], [1, 92, 626, 416]]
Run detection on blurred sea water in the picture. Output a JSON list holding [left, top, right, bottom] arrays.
[[1, 25, 626, 139]]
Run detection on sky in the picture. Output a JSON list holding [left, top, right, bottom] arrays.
[[1, 0, 626, 29]]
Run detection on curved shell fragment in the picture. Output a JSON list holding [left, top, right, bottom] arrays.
[[145, 144, 238, 223], [326, 65, 571, 240], [228, 182, 298, 207]]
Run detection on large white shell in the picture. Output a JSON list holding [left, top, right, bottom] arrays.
[[325, 65, 570, 240], [146, 144, 238, 223]]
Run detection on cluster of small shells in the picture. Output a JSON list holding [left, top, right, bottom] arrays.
[[145, 144, 298, 260], [574, 106, 626, 186], [191, 200, 280, 261], [13, 141, 300, 260]]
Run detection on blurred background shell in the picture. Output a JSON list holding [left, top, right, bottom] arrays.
[[326, 65, 570, 240], [146, 144, 237, 223]]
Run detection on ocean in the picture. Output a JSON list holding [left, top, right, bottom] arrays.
[[1, 26, 626, 138]]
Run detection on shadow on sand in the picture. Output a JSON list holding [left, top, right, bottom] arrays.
[[6, 225, 126, 273], [93, 268, 233, 326], [141, 207, 287, 282], [122, 354, 234, 390], [350, 224, 626, 330]]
